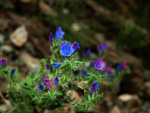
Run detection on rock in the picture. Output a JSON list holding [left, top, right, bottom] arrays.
[[94, 33, 105, 43], [71, 23, 81, 32], [1, 45, 13, 53], [110, 106, 122, 113], [39, 1, 57, 16], [62, 8, 69, 15], [0, 104, 9, 113], [20, 0, 32, 3], [0, 34, 5, 44], [10, 26, 28, 47], [25, 42, 36, 56], [118, 94, 139, 102], [20, 51, 40, 73]]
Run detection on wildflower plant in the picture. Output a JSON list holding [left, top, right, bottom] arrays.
[[0, 27, 130, 113]]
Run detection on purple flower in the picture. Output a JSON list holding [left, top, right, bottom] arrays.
[[96, 44, 100, 53], [105, 66, 113, 73], [42, 77, 51, 88], [101, 66, 113, 75], [55, 27, 65, 39], [101, 42, 108, 51], [54, 76, 59, 85], [11, 69, 15, 76], [85, 49, 92, 58], [90, 81, 99, 93], [53, 62, 61, 69], [60, 42, 74, 57], [95, 58, 105, 70], [82, 69, 88, 76], [49, 32, 54, 45], [39, 84, 44, 91], [46, 63, 50, 70], [72, 41, 80, 52], [1, 58, 7, 66]]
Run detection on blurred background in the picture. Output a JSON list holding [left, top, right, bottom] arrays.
[[0, 0, 150, 113]]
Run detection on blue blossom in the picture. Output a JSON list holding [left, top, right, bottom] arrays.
[[116, 64, 121, 74], [55, 27, 65, 39], [101, 42, 108, 51], [60, 42, 74, 57], [85, 49, 92, 58], [54, 76, 59, 85], [53, 62, 61, 69], [49, 32, 54, 45], [39, 84, 44, 91], [89, 60, 96, 67], [108, 74, 114, 78], [0, 58, 7, 66], [11, 69, 15, 76], [82, 52, 85, 58], [82, 69, 88, 76], [46, 63, 50, 70], [72, 41, 80, 52], [42, 77, 46, 85], [90, 81, 99, 93]]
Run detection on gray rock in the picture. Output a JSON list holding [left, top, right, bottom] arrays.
[[20, 51, 40, 73], [10, 26, 28, 47], [1, 45, 13, 53], [0, 34, 5, 44]]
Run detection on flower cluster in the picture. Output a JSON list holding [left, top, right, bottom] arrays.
[[49, 27, 65, 44], [40, 76, 59, 91]]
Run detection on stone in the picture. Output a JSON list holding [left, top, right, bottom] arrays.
[[94, 33, 105, 43], [10, 26, 28, 47], [1, 45, 13, 53], [110, 106, 122, 113], [39, 1, 57, 16], [20, 51, 40, 73], [0, 34, 5, 44], [118, 94, 139, 102]]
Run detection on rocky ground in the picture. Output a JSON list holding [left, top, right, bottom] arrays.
[[0, 5, 150, 113]]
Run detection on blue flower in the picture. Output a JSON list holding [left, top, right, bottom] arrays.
[[46, 63, 50, 70], [0, 58, 7, 66], [49, 32, 54, 45], [55, 27, 65, 39], [42, 77, 46, 85], [82, 69, 88, 76], [95, 58, 105, 70], [11, 69, 15, 76], [85, 49, 92, 58], [108, 74, 114, 78], [53, 62, 61, 69], [116, 64, 121, 74], [39, 84, 44, 91], [60, 42, 74, 57], [90, 81, 99, 93], [72, 41, 80, 52], [82, 52, 85, 58], [54, 76, 59, 85], [101, 42, 108, 51], [89, 60, 96, 67]]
